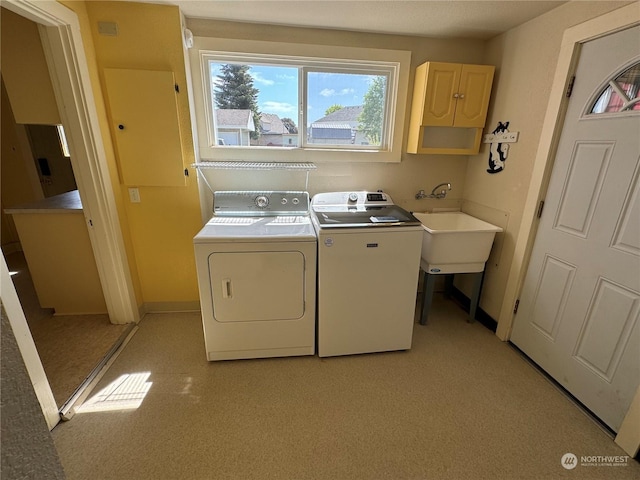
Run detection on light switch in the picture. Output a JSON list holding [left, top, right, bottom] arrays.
[[128, 188, 141, 203]]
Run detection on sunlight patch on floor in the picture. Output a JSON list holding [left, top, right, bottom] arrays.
[[76, 372, 152, 413]]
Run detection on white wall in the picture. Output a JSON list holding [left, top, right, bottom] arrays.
[[461, 1, 632, 322], [189, 4, 632, 326], [187, 18, 485, 216]]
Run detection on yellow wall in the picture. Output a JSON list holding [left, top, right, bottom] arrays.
[[80, 1, 201, 305], [52, 0, 631, 320], [59, 1, 488, 308], [0, 80, 42, 249], [0, 8, 60, 125], [57, 0, 145, 306]]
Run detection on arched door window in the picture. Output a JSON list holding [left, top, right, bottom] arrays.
[[589, 60, 640, 114]]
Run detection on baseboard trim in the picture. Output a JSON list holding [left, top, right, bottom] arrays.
[[141, 301, 200, 314], [449, 286, 498, 332]]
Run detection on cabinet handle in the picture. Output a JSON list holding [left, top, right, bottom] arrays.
[[453, 93, 459, 98], [118, 124, 125, 130], [459, 94, 465, 99]]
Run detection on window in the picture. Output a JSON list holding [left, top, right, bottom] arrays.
[[589, 61, 640, 115], [190, 38, 411, 163]]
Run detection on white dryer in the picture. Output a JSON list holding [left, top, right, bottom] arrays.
[[194, 191, 316, 361]]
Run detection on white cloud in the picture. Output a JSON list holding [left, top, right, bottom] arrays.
[[261, 101, 296, 114], [251, 72, 275, 86], [277, 73, 297, 81], [320, 87, 355, 97]]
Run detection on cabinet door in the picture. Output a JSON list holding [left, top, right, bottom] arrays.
[[454, 64, 495, 128], [104, 69, 185, 187], [422, 62, 461, 126]]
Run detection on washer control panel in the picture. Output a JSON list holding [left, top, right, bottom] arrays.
[[312, 191, 394, 208], [214, 191, 309, 216]]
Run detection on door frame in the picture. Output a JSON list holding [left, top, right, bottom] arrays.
[[1, 0, 139, 427], [496, 3, 640, 455]]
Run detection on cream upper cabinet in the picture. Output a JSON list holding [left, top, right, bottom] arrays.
[[104, 68, 185, 187], [408, 62, 495, 155]]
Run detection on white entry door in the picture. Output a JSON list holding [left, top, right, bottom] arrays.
[[511, 26, 640, 432]]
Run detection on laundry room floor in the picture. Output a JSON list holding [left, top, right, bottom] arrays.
[[51, 296, 639, 480]]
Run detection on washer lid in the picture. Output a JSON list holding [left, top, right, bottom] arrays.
[[312, 205, 421, 228]]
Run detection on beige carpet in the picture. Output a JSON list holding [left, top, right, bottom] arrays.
[[52, 297, 639, 480], [5, 252, 129, 406]]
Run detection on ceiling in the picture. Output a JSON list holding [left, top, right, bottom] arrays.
[[128, 0, 567, 40]]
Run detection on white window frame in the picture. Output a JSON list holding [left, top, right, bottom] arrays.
[[189, 37, 411, 163]]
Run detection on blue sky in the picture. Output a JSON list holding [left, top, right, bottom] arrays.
[[211, 63, 375, 125]]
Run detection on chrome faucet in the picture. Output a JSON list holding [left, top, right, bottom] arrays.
[[415, 183, 452, 199]]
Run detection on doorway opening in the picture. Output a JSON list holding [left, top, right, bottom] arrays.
[[0, 5, 136, 417]]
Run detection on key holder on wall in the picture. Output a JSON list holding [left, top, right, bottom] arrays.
[[483, 121, 519, 174]]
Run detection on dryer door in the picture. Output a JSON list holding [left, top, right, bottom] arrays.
[[209, 251, 305, 322]]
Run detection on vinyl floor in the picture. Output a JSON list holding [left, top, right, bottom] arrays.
[[51, 295, 639, 480]]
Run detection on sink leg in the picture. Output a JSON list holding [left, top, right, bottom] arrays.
[[420, 271, 437, 325], [468, 271, 485, 323]]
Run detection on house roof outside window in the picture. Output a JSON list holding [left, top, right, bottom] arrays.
[[215, 109, 255, 131], [260, 113, 287, 135], [313, 105, 363, 127], [310, 105, 362, 141]]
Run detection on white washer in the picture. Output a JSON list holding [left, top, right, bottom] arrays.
[[311, 191, 423, 357], [194, 191, 316, 361]]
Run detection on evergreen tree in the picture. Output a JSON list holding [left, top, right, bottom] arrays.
[[358, 77, 386, 145], [215, 64, 261, 140]]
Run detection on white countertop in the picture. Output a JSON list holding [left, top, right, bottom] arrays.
[[5, 190, 83, 214]]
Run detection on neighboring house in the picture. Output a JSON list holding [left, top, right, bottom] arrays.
[[308, 122, 354, 144], [255, 113, 298, 147], [214, 109, 254, 146], [309, 105, 368, 145]]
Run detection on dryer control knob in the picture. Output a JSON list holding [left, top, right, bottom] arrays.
[[348, 192, 359, 203], [255, 195, 269, 208]]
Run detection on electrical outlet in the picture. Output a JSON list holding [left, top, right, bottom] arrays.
[[128, 187, 141, 203], [483, 131, 520, 144]]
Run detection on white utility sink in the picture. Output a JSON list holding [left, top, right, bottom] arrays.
[[413, 212, 503, 274]]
